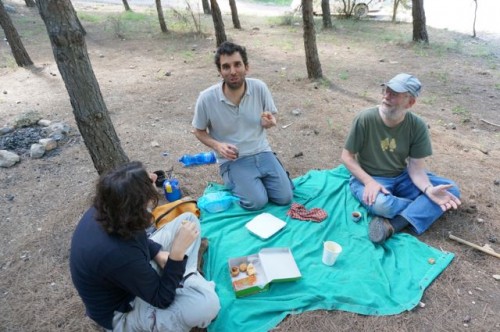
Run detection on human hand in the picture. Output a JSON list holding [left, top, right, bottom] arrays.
[[260, 112, 276, 129], [169, 220, 199, 261], [426, 184, 461, 211], [217, 143, 239, 160], [154, 250, 170, 269], [363, 180, 389, 206]]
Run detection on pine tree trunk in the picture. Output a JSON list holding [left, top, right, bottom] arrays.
[[392, 0, 399, 22], [229, 0, 241, 29], [122, 0, 131, 11], [302, 0, 323, 79], [155, 0, 168, 33], [37, 0, 129, 175], [202, 0, 211, 14], [321, 0, 332, 29], [0, 0, 34, 67], [210, 0, 226, 47], [472, 0, 477, 38], [411, 0, 428, 43], [24, 0, 36, 7]]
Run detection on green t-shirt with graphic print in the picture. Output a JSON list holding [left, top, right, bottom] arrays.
[[344, 107, 432, 177]]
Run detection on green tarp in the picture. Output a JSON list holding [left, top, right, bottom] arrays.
[[201, 165, 454, 332]]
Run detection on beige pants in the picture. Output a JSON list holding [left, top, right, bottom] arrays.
[[110, 212, 220, 332]]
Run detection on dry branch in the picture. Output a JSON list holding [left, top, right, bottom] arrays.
[[480, 118, 500, 127], [449, 234, 500, 259]]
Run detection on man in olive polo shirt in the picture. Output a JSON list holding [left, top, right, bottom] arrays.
[[341, 73, 461, 244]]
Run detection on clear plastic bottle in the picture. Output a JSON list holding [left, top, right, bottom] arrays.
[[178, 151, 217, 167]]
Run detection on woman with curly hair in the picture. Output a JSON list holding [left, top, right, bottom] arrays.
[[70, 161, 220, 331]]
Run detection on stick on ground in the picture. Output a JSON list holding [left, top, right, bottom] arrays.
[[449, 234, 500, 259]]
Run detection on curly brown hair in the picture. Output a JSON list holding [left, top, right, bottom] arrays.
[[215, 41, 248, 70], [93, 161, 159, 239]]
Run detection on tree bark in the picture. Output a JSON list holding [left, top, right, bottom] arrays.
[[321, 0, 332, 29], [228, 0, 241, 29], [411, 0, 428, 43], [302, 0, 323, 79], [202, 0, 211, 14], [24, 0, 36, 7], [0, 0, 34, 67], [392, 0, 400, 22], [155, 0, 168, 33], [472, 0, 477, 38], [37, 0, 129, 175], [121, 0, 131, 11], [210, 0, 226, 47]]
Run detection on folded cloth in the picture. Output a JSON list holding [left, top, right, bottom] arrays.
[[287, 202, 327, 222]]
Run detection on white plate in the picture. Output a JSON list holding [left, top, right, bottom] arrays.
[[245, 213, 286, 240]]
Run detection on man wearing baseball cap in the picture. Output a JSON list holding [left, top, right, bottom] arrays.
[[341, 73, 461, 244]]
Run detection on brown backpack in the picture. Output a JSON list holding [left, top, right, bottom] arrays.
[[151, 198, 200, 229]]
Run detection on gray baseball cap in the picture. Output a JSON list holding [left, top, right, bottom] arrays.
[[384, 73, 422, 97]]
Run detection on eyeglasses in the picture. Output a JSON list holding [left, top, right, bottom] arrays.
[[381, 87, 408, 98]]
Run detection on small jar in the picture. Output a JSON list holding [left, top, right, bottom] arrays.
[[163, 179, 182, 202]]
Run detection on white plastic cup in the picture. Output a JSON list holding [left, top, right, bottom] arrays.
[[322, 241, 343, 266], [351, 211, 362, 222]]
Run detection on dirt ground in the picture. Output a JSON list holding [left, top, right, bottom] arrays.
[[1, 1, 499, 331]]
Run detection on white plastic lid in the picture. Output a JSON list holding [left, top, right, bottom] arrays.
[[245, 213, 286, 240]]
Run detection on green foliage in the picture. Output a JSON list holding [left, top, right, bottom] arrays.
[[420, 95, 437, 106], [413, 43, 430, 57], [431, 71, 449, 84], [451, 105, 471, 123], [77, 12, 104, 23], [319, 77, 331, 88], [0, 54, 17, 69], [180, 50, 194, 60], [274, 39, 295, 51], [338, 71, 349, 80], [272, 12, 300, 26], [121, 11, 149, 22], [327, 118, 334, 130], [168, 3, 204, 34], [104, 11, 155, 38]]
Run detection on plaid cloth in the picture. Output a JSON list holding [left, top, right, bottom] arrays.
[[287, 202, 328, 222]]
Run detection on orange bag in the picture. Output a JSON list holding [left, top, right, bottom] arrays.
[[151, 198, 200, 229]]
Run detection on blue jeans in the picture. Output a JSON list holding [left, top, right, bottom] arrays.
[[349, 170, 460, 235], [220, 152, 293, 210]]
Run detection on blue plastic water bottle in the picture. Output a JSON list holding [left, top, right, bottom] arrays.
[[163, 179, 182, 201], [178, 151, 217, 167]]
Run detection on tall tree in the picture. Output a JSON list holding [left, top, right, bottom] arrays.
[[0, 0, 34, 67], [37, 0, 129, 175], [302, 0, 323, 79], [391, 0, 401, 22], [155, 0, 168, 33], [210, 0, 226, 47], [24, 0, 36, 7], [228, 0, 241, 29], [321, 0, 332, 29], [202, 0, 211, 14], [121, 0, 131, 11], [392, 0, 411, 22], [472, 0, 477, 38], [411, 0, 428, 43]]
